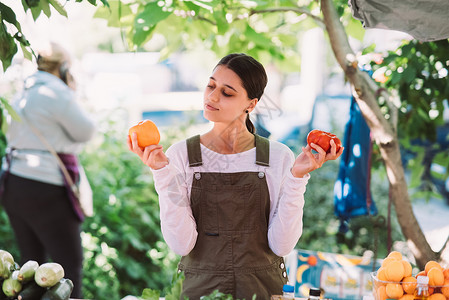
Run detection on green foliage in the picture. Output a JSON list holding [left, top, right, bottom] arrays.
[[94, 0, 333, 70], [142, 271, 184, 300], [371, 39, 449, 201], [79, 110, 180, 299], [373, 40, 449, 142], [0, 0, 109, 72]]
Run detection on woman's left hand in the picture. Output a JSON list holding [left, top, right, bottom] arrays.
[[291, 139, 344, 178]]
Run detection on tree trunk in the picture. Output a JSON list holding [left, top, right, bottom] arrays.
[[320, 0, 438, 269]]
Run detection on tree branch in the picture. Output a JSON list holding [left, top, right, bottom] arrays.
[[321, 0, 436, 268], [249, 7, 324, 26], [193, 15, 216, 26]]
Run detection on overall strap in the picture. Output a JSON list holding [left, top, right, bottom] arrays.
[[255, 134, 270, 167], [186, 135, 203, 167]]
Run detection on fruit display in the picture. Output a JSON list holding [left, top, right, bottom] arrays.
[[128, 119, 160, 148], [0, 249, 73, 300], [306, 129, 342, 153], [372, 251, 449, 300]]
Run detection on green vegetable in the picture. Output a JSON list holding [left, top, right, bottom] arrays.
[[34, 263, 64, 288], [0, 250, 14, 279], [2, 276, 22, 297], [0, 279, 8, 300], [18, 260, 39, 283], [17, 281, 47, 300], [41, 278, 73, 300]]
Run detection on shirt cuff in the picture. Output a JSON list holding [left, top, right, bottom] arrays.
[[150, 163, 171, 179], [288, 171, 310, 182]]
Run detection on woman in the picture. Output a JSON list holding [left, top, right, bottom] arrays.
[[128, 53, 343, 299], [0, 42, 95, 298]]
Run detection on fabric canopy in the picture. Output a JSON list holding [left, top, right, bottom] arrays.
[[348, 0, 449, 42]]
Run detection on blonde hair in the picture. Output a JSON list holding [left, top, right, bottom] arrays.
[[36, 42, 71, 73]]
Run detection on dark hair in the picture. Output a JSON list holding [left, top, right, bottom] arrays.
[[215, 53, 268, 134]]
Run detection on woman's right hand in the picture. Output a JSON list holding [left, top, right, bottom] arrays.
[[127, 132, 169, 170]]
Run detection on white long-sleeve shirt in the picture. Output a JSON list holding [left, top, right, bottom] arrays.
[[151, 138, 310, 257]]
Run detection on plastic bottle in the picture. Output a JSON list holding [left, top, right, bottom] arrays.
[[282, 284, 295, 299], [308, 287, 321, 300], [414, 275, 429, 300]]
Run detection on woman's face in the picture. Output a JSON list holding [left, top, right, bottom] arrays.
[[203, 65, 255, 124]]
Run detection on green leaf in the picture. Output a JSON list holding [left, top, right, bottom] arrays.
[[183, 1, 202, 14], [133, 2, 172, 46], [276, 34, 297, 47], [346, 17, 365, 41], [402, 65, 416, 84], [0, 3, 22, 30], [94, 0, 133, 27], [0, 97, 21, 121], [244, 24, 272, 48], [164, 272, 184, 300], [14, 32, 31, 47], [141, 288, 160, 300], [48, 0, 68, 17], [213, 7, 229, 35], [362, 43, 376, 55], [0, 22, 18, 72], [20, 43, 33, 60], [40, 0, 52, 18], [98, 0, 109, 7], [190, 0, 213, 11], [29, 4, 43, 21]]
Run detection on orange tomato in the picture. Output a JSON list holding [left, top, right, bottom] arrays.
[[307, 129, 342, 153], [128, 120, 160, 148]]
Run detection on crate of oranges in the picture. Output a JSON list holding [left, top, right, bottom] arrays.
[[371, 251, 449, 300]]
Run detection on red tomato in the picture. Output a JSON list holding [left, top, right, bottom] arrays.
[[307, 129, 342, 153]]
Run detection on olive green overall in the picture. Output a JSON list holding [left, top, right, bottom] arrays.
[[178, 134, 288, 300]]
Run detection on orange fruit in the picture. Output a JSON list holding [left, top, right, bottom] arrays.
[[307, 255, 318, 266], [377, 285, 387, 300], [399, 294, 414, 300], [377, 267, 389, 282], [402, 260, 413, 278], [429, 286, 435, 295], [443, 268, 449, 279], [382, 257, 398, 268], [388, 251, 403, 261], [128, 120, 160, 148], [416, 270, 427, 278], [385, 260, 405, 282], [441, 278, 449, 298], [428, 293, 446, 300], [428, 267, 445, 286], [386, 283, 404, 299], [402, 276, 417, 294], [426, 261, 443, 274]]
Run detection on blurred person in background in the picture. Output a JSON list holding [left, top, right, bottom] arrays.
[[0, 42, 95, 298]]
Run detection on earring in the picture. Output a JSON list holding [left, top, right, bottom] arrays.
[[245, 110, 249, 114]]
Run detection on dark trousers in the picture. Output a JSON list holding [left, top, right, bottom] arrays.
[[1, 174, 83, 298]]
